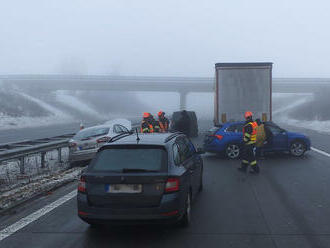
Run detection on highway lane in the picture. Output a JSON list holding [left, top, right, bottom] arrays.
[[1, 125, 330, 247]]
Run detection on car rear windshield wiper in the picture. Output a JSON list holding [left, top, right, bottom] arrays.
[[121, 168, 159, 173]]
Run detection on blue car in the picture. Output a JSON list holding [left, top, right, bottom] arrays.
[[204, 121, 311, 159]]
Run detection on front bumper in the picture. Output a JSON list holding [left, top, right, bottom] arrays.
[[77, 192, 183, 224]]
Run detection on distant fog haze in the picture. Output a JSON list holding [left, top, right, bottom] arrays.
[[1, 0, 330, 77]]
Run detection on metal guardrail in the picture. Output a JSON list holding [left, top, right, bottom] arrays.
[[0, 122, 141, 175], [0, 134, 75, 174]]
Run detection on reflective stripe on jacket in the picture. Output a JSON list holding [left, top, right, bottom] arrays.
[[141, 121, 154, 133], [152, 120, 160, 133], [243, 121, 257, 145]]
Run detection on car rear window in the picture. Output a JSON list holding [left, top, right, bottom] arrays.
[[207, 127, 221, 135], [90, 145, 167, 172], [74, 127, 109, 140], [226, 124, 244, 133]]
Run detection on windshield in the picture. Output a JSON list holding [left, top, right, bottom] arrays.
[[90, 146, 167, 172], [73, 127, 109, 140]]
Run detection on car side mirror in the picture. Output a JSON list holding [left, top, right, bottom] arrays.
[[196, 147, 205, 154]]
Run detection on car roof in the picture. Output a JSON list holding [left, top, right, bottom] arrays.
[[78, 124, 112, 132], [102, 133, 183, 147]]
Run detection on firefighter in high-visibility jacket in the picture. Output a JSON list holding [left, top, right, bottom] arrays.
[[141, 113, 154, 133], [238, 111, 260, 174], [150, 114, 161, 133], [158, 111, 170, 132]]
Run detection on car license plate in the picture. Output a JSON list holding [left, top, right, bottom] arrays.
[[106, 184, 142, 193]]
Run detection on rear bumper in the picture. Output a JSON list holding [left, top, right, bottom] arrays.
[[77, 192, 184, 224]]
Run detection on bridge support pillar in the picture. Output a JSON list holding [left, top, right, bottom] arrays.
[[179, 92, 188, 110]]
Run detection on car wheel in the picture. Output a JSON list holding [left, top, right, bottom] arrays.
[[178, 192, 191, 228], [290, 141, 306, 157], [225, 143, 241, 159]]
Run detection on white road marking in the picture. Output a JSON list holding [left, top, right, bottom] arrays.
[[311, 147, 330, 158], [0, 190, 77, 242]]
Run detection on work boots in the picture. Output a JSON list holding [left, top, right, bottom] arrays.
[[249, 165, 260, 175]]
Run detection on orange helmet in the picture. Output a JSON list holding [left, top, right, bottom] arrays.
[[143, 112, 150, 118], [158, 111, 164, 117], [244, 111, 253, 119]]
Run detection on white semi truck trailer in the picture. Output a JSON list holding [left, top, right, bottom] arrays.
[[214, 62, 273, 126]]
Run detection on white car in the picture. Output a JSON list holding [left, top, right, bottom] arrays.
[[68, 120, 131, 167]]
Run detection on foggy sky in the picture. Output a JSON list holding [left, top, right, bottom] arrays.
[[1, 0, 330, 77]]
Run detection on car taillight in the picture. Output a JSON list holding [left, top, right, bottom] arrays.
[[96, 136, 110, 143], [214, 135, 223, 140], [69, 142, 77, 148], [78, 176, 86, 193], [165, 178, 179, 193], [161, 210, 179, 216]]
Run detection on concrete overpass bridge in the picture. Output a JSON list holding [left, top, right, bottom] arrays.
[[1, 75, 329, 109]]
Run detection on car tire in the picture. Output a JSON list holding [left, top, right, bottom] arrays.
[[178, 192, 191, 228], [81, 218, 102, 229], [290, 140, 306, 157], [225, 143, 241, 159], [89, 222, 103, 229]]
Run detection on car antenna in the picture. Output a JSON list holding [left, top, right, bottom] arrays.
[[135, 128, 140, 142]]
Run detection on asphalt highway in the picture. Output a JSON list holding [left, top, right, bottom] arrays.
[[1, 121, 330, 248]]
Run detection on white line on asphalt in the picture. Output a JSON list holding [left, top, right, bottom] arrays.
[[0, 190, 77, 242], [311, 147, 330, 158]]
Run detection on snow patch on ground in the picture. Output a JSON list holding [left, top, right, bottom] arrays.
[[0, 148, 84, 211], [284, 119, 330, 134], [0, 91, 73, 130], [274, 93, 330, 134], [0, 167, 83, 210], [273, 94, 313, 116]]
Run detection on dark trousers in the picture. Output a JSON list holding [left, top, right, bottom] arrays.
[[241, 144, 259, 172]]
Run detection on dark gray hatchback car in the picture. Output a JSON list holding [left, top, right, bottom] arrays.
[[77, 132, 204, 227]]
